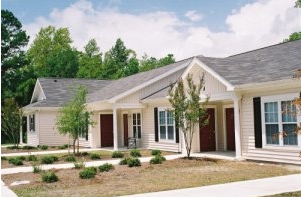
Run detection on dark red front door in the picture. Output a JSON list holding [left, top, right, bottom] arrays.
[[200, 108, 216, 152], [100, 114, 113, 147], [226, 108, 235, 151], [123, 114, 128, 146]]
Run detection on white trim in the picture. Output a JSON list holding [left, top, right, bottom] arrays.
[[181, 57, 234, 91], [235, 78, 301, 92], [30, 79, 46, 104], [261, 93, 300, 150], [223, 104, 234, 151], [157, 107, 176, 143], [113, 103, 146, 109], [109, 60, 191, 102]]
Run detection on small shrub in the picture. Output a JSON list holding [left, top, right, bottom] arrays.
[[79, 167, 97, 179], [17, 156, 26, 161], [32, 163, 42, 173], [112, 151, 124, 158], [1, 156, 7, 160], [130, 149, 141, 157], [65, 156, 76, 162], [90, 153, 101, 160], [58, 144, 69, 149], [8, 158, 23, 166], [42, 171, 58, 183], [22, 145, 37, 150], [151, 149, 162, 156], [7, 146, 19, 150], [50, 156, 59, 162], [150, 155, 166, 164], [39, 145, 48, 150], [81, 152, 89, 156], [98, 163, 114, 172], [127, 157, 141, 167], [41, 156, 58, 164], [27, 155, 38, 161], [74, 160, 85, 169], [119, 158, 130, 165]]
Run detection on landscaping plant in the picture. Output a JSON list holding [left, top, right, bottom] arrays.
[[79, 167, 97, 179], [112, 151, 124, 158], [98, 163, 114, 172], [130, 149, 141, 157], [42, 171, 58, 183]]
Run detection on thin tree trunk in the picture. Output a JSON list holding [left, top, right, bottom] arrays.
[[73, 139, 76, 155], [77, 138, 79, 155]]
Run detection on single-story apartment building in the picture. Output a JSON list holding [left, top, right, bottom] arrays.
[[23, 40, 301, 165]]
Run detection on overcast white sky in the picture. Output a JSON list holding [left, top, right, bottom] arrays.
[[2, 0, 301, 60]]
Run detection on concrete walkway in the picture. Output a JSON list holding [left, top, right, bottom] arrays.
[[122, 174, 301, 197]]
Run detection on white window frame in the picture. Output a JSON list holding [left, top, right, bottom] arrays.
[[29, 114, 35, 132], [261, 93, 301, 149], [132, 112, 142, 139], [158, 107, 176, 142]]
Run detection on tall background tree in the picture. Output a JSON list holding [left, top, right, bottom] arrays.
[[77, 38, 103, 79], [27, 25, 78, 78], [168, 74, 209, 158], [1, 9, 30, 106], [139, 54, 175, 72], [56, 86, 94, 155], [102, 38, 139, 79]]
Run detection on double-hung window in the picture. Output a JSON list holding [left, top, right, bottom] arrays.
[[158, 109, 175, 141], [133, 113, 141, 139], [262, 94, 299, 147]]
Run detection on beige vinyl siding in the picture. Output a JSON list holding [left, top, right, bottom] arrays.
[[38, 111, 69, 146], [90, 113, 100, 148], [142, 103, 181, 152], [188, 63, 227, 95], [241, 93, 301, 165]]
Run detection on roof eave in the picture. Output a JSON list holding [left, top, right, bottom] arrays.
[[183, 57, 235, 91], [234, 78, 301, 92], [108, 59, 192, 103]]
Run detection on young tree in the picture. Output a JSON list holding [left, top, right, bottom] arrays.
[[56, 86, 93, 155], [168, 74, 209, 158], [1, 98, 23, 147]]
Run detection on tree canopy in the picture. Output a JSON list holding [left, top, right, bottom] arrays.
[[1, 9, 30, 106], [56, 86, 93, 155]]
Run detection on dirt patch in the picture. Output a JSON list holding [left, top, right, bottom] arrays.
[[2, 158, 300, 197]]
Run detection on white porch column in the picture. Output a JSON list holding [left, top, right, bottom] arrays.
[[113, 107, 118, 150], [234, 94, 242, 159], [19, 116, 23, 145]]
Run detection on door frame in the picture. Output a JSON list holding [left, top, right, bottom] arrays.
[[223, 104, 234, 151], [99, 112, 113, 147], [199, 105, 218, 152]]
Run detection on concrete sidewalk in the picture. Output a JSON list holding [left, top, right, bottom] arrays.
[[1, 148, 109, 157], [122, 174, 301, 197], [1, 154, 183, 175]]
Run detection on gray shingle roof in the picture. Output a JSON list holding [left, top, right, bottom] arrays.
[[88, 58, 192, 102], [197, 40, 301, 86], [25, 40, 301, 108], [25, 78, 112, 108]]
